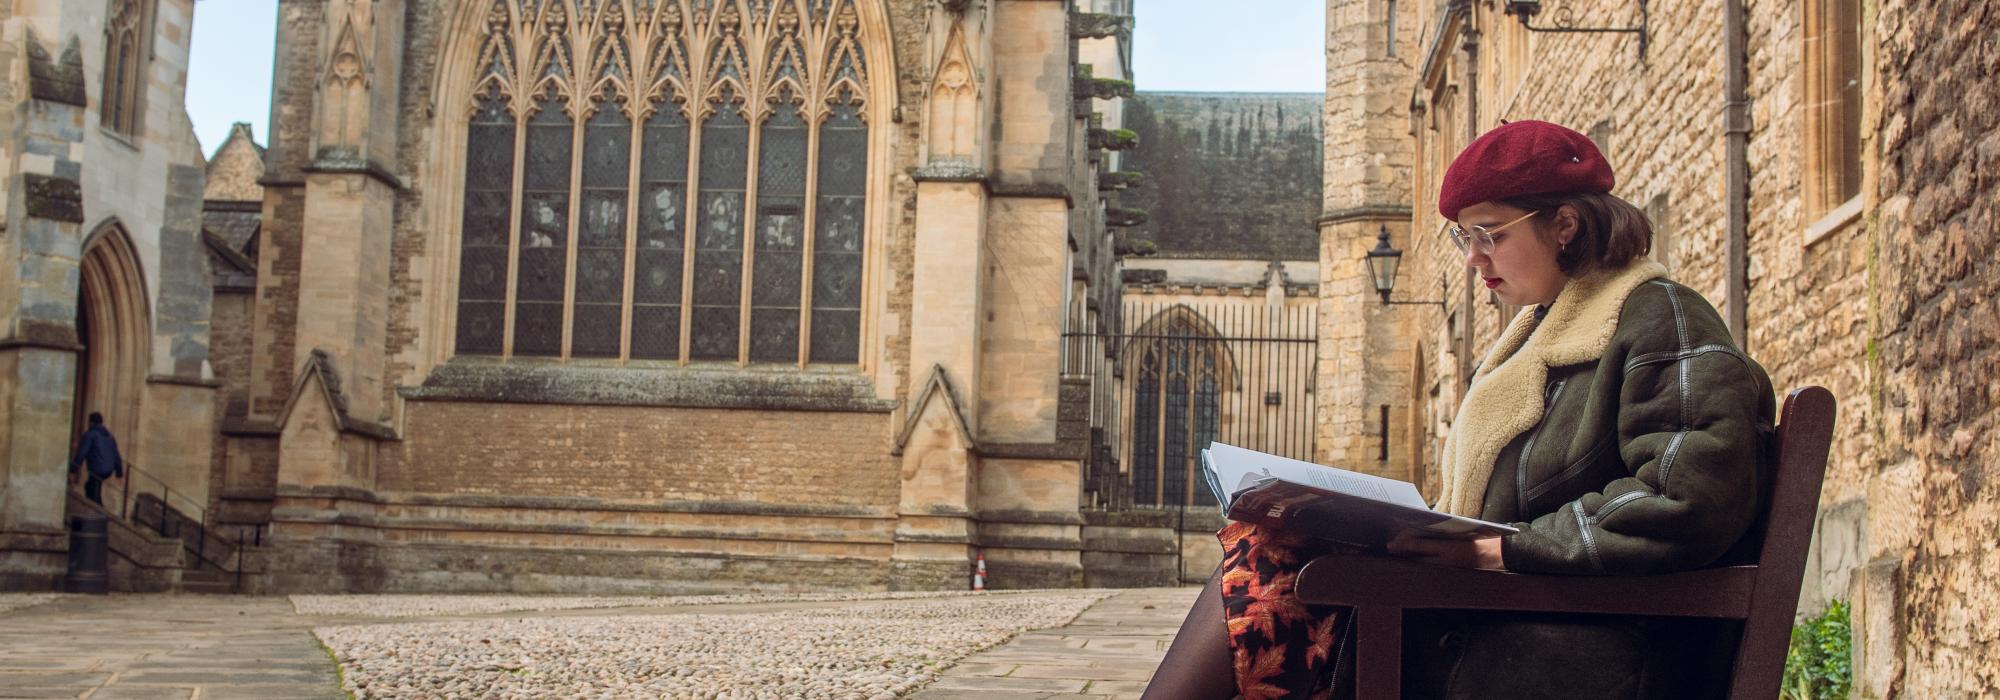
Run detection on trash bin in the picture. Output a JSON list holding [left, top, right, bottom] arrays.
[[66, 512, 109, 594]]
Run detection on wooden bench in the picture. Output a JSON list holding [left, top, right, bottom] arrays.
[[1295, 386, 1836, 699]]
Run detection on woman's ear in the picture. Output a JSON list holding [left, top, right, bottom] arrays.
[[1554, 205, 1582, 246]]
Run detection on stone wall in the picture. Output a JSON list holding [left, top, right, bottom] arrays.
[[1855, 1, 1999, 694], [384, 401, 899, 507], [1339, 0, 2000, 694]]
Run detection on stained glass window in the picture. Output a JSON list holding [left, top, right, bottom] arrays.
[[512, 100, 572, 357], [691, 99, 748, 360], [811, 102, 866, 364], [634, 105, 690, 360], [454, 0, 871, 365], [454, 94, 515, 355], [573, 106, 630, 357], [751, 94, 808, 362]]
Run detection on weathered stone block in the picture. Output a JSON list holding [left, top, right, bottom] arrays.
[[23, 174, 83, 223], [25, 32, 86, 107]]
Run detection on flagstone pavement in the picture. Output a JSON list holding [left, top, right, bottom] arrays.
[[0, 587, 1196, 699]]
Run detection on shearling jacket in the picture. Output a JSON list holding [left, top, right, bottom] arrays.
[[1410, 259, 1778, 699]]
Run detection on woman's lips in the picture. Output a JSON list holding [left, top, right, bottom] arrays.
[[1483, 277, 1502, 289]]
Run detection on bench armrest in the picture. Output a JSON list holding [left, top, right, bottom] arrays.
[[1295, 551, 1757, 619]]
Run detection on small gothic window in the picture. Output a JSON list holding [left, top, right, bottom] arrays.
[[102, 0, 152, 136], [1802, 0, 1863, 230], [453, 0, 873, 365]]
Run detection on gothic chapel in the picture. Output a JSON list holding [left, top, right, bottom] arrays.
[[187, 0, 1139, 593]]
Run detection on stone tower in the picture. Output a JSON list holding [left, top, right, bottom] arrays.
[[1316, 0, 1421, 477]]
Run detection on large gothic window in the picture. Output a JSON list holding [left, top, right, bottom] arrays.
[[1129, 314, 1225, 507], [455, 0, 872, 364], [102, 0, 152, 136]]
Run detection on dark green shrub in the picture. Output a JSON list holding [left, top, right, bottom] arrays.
[[1781, 599, 1852, 700]]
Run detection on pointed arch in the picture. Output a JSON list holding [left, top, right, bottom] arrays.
[[74, 221, 154, 449], [1122, 304, 1239, 391], [1122, 305, 1234, 507]]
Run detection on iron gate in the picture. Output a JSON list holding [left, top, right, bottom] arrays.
[[1064, 298, 1319, 512]]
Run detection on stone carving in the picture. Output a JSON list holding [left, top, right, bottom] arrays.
[[925, 25, 976, 161], [317, 6, 371, 155], [470, 0, 869, 122]]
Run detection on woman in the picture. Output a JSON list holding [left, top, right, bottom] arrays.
[[1143, 120, 1776, 699]]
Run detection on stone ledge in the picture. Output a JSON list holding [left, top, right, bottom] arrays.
[[268, 508, 895, 545], [894, 531, 973, 545], [272, 485, 896, 519], [404, 359, 899, 413], [981, 441, 1088, 460], [978, 508, 1087, 526], [977, 534, 1082, 551], [0, 531, 68, 553], [1082, 509, 1228, 530], [1080, 534, 1180, 555], [146, 373, 221, 388], [304, 153, 408, 192], [1317, 204, 1413, 226], [984, 560, 1082, 590]]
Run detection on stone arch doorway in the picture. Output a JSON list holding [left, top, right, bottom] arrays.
[[72, 222, 151, 454]]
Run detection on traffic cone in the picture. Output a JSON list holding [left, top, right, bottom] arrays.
[[972, 553, 988, 592]]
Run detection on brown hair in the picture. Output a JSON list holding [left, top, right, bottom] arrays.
[[1500, 192, 1653, 275]]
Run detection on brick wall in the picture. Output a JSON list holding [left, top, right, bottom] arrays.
[[386, 401, 899, 508]]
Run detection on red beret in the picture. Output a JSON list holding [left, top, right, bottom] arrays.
[[1438, 120, 1615, 221]]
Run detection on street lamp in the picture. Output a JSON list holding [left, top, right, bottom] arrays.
[[1505, 0, 1651, 60], [1364, 225, 1444, 307]]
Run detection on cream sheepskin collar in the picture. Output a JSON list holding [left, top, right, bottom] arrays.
[[1435, 260, 1668, 516]]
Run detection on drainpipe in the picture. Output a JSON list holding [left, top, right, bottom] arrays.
[[1724, 0, 1749, 346], [1460, 8, 1481, 392]]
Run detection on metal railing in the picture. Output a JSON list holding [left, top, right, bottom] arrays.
[[92, 463, 258, 590]]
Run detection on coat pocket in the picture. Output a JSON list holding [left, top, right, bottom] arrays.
[[1520, 433, 1617, 509]]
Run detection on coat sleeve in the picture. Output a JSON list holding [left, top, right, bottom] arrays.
[[1501, 289, 1773, 575]]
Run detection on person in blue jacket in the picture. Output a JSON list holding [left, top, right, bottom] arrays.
[[70, 412, 124, 506]]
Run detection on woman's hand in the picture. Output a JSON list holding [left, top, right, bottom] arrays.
[[1385, 533, 1506, 570]]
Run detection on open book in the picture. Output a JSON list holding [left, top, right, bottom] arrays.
[[1202, 442, 1517, 548]]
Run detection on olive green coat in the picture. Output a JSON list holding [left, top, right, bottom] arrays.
[[1411, 259, 1778, 699]]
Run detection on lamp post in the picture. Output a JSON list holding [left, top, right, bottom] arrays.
[[1364, 225, 1444, 307]]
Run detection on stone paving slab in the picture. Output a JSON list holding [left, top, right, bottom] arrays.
[[0, 594, 344, 700], [0, 586, 1199, 698], [908, 587, 1198, 700]]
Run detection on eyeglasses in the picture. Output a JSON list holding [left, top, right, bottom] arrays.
[[1446, 210, 1540, 256]]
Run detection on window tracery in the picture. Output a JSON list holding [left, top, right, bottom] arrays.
[[455, 0, 871, 364], [102, 0, 153, 136]]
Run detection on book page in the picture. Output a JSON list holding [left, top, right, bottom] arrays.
[[1206, 442, 1430, 510]]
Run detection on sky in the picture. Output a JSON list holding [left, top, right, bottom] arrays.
[[186, 0, 279, 157], [183, 0, 1324, 155], [1130, 0, 1325, 93]]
